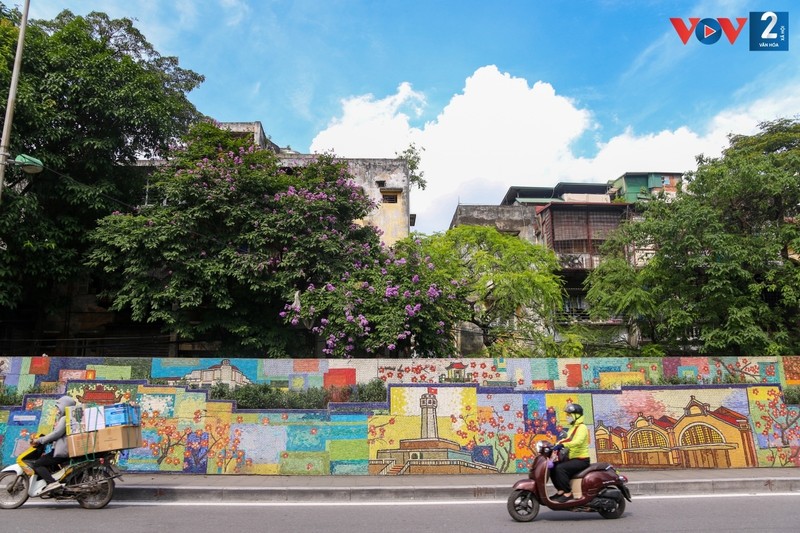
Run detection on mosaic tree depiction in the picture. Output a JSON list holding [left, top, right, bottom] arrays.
[[0, 7, 203, 312], [754, 388, 800, 467], [587, 118, 800, 356], [140, 411, 192, 466], [285, 235, 470, 358], [88, 123, 382, 356]]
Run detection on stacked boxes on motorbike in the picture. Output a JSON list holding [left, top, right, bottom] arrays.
[[64, 402, 142, 457]]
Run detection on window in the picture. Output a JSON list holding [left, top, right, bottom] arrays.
[[382, 194, 398, 204], [681, 425, 723, 446], [630, 429, 667, 448]]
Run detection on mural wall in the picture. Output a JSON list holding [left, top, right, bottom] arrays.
[[1, 356, 798, 475]]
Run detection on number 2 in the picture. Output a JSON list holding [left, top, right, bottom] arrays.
[[761, 11, 778, 39]]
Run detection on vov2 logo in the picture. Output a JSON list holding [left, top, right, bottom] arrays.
[[670, 11, 788, 50]]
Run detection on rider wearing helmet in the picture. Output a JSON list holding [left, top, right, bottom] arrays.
[[31, 395, 77, 494], [550, 403, 591, 501]]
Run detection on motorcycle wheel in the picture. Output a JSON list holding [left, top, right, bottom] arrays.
[[598, 496, 626, 519], [0, 471, 30, 509], [74, 466, 115, 509], [507, 489, 539, 522]]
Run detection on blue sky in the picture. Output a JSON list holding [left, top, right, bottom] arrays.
[[29, 0, 799, 233]]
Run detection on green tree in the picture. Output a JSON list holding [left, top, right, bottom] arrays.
[[395, 143, 426, 190], [88, 123, 382, 356], [0, 7, 203, 333], [424, 225, 564, 357], [586, 118, 800, 356]]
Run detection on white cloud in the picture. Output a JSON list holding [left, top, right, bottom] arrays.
[[310, 82, 425, 156], [311, 64, 799, 235]]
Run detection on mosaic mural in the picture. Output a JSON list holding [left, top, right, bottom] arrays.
[[1, 356, 798, 474]]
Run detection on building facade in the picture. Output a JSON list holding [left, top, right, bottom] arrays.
[[450, 174, 681, 352]]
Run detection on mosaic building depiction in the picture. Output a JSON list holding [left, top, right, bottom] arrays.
[[595, 395, 757, 469], [0, 355, 798, 475], [159, 359, 252, 389], [371, 389, 499, 475]]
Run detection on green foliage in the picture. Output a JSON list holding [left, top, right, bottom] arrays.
[[640, 344, 666, 358], [550, 332, 585, 358], [0, 8, 202, 317], [586, 119, 800, 356], [286, 225, 563, 358], [655, 375, 700, 386], [352, 378, 388, 402], [0, 385, 22, 406], [395, 143, 427, 190], [285, 233, 469, 357], [88, 124, 382, 356], [207, 379, 387, 409], [425, 225, 564, 356], [783, 386, 800, 406], [0, 384, 43, 406]]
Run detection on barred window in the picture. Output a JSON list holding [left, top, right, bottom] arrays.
[[681, 425, 723, 446], [630, 429, 667, 448]]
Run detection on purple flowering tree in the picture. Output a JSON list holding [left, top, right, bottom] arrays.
[[88, 123, 381, 356], [285, 236, 471, 357]]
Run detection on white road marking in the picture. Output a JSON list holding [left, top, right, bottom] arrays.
[[19, 492, 800, 508]]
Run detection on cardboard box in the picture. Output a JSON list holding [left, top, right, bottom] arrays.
[[66, 404, 141, 434], [67, 425, 143, 457], [84, 406, 107, 431], [103, 404, 141, 427], [66, 405, 106, 435]]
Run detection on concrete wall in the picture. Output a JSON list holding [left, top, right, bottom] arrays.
[[279, 155, 410, 246], [449, 205, 539, 242], [1, 356, 798, 475]]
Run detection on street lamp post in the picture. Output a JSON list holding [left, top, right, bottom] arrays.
[[0, 0, 32, 204]]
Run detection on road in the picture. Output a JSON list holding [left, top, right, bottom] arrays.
[[3, 493, 798, 532]]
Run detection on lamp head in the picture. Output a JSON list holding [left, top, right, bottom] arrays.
[[14, 154, 43, 174]]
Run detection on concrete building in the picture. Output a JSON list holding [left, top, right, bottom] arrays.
[[449, 176, 681, 353], [223, 121, 413, 246]]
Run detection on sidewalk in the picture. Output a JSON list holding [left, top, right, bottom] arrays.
[[113, 468, 800, 503]]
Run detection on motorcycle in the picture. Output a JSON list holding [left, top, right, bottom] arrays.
[[507, 440, 631, 522], [0, 434, 122, 509]]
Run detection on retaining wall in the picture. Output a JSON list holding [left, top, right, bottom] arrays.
[[1, 355, 798, 474]]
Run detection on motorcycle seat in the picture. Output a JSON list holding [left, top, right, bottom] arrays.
[[573, 462, 613, 479]]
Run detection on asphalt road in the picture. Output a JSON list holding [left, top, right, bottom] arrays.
[[4, 493, 799, 533]]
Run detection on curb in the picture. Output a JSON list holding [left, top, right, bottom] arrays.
[[114, 478, 800, 503]]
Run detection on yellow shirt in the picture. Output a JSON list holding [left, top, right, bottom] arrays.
[[557, 418, 590, 459]]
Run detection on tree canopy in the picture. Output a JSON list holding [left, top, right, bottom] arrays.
[[285, 225, 564, 358], [284, 234, 470, 358], [88, 123, 383, 356], [586, 118, 800, 356], [0, 7, 203, 318], [424, 225, 564, 357]]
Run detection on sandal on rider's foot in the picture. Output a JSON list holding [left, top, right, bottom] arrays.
[[550, 492, 563, 499]]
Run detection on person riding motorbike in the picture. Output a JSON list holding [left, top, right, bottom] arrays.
[[31, 395, 77, 494], [550, 403, 590, 502]]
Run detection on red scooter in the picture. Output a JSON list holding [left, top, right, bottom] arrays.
[[507, 441, 631, 522]]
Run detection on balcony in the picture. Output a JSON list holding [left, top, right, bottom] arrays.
[[557, 253, 602, 270], [555, 309, 624, 325]]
